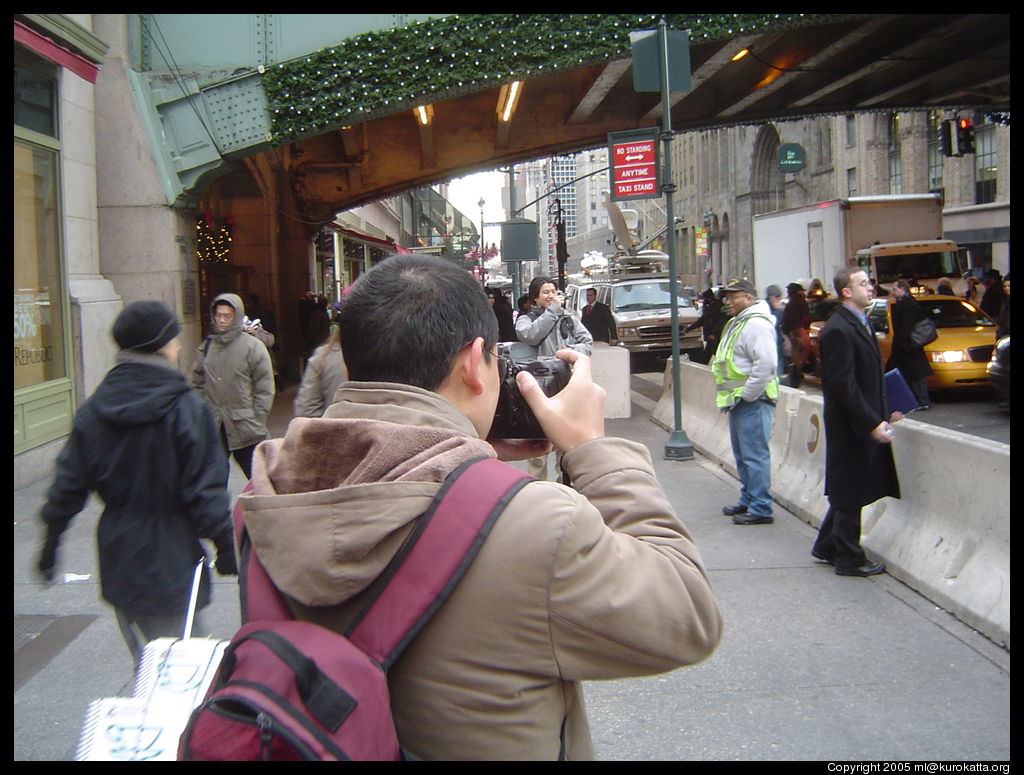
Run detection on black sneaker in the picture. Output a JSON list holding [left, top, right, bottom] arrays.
[[721, 504, 748, 516]]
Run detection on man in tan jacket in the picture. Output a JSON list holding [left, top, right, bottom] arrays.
[[241, 254, 722, 760]]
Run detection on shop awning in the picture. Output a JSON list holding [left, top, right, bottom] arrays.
[[326, 223, 411, 253], [15, 19, 101, 84]]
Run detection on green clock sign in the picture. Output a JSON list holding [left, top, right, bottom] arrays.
[[778, 143, 805, 173]]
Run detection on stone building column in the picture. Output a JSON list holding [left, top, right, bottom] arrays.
[[92, 14, 199, 371], [60, 14, 122, 404]]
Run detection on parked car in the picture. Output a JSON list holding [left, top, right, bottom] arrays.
[[810, 295, 996, 390], [987, 336, 1010, 407]]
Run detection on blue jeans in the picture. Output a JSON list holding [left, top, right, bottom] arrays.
[[727, 398, 775, 516]]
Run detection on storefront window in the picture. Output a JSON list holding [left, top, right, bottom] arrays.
[[14, 139, 67, 389], [14, 57, 57, 137]]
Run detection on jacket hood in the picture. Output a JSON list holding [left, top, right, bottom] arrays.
[[210, 293, 246, 341], [241, 383, 495, 607], [91, 352, 190, 426]]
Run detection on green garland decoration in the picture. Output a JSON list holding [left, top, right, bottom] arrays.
[[262, 13, 862, 144]]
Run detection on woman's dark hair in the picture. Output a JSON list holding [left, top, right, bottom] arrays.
[[528, 276, 556, 304], [338, 254, 497, 391]]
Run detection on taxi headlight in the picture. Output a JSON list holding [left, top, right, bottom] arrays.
[[619, 327, 638, 337], [929, 349, 969, 364]]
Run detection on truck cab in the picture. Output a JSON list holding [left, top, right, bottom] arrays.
[[853, 239, 967, 295]]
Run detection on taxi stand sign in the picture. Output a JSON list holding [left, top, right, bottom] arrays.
[[608, 128, 661, 202]]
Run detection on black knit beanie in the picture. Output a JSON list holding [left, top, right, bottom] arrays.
[[112, 300, 181, 353]]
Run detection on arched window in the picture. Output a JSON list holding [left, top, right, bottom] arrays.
[[750, 125, 783, 214]]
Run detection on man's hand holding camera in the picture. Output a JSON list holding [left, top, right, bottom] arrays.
[[515, 349, 605, 453]]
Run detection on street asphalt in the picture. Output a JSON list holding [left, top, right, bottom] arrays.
[[13, 381, 1010, 761]]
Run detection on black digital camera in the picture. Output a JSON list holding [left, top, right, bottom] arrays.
[[490, 342, 572, 439]]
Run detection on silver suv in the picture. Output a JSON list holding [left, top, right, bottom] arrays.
[[566, 272, 702, 360]]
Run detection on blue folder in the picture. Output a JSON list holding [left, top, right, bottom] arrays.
[[884, 368, 920, 414]]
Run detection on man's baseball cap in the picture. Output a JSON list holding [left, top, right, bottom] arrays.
[[721, 278, 756, 296]]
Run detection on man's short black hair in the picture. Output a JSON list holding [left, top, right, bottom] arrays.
[[339, 254, 498, 392]]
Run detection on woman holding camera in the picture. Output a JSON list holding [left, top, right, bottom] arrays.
[[515, 277, 593, 357], [512, 277, 592, 482]]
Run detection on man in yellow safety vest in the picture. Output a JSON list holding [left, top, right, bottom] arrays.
[[711, 279, 779, 525]]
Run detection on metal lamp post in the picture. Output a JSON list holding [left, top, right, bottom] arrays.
[[478, 196, 486, 284]]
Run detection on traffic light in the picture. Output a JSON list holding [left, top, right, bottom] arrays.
[[956, 117, 975, 155], [940, 117, 976, 157], [940, 119, 956, 157]]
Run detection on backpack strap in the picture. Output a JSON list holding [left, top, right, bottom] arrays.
[[346, 457, 532, 670], [236, 457, 533, 660]]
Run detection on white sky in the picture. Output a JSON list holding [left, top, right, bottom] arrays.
[[446, 170, 507, 249]]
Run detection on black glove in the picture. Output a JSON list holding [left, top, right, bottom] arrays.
[[37, 530, 61, 583], [214, 534, 238, 576]]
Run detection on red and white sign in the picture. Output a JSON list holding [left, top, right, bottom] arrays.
[[608, 131, 660, 201]]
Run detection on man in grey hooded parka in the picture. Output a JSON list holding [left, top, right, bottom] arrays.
[[190, 292, 275, 479]]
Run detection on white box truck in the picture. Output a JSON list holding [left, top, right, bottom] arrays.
[[751, 194, 967, 295]]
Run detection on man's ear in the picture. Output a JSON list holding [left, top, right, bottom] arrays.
[[454, 336, 487, 395]]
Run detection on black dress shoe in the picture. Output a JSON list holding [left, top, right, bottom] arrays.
[[732, 514, 773, 525], [835, 562, 885, 577], [722, 504, 748, 516], [811, 550, 834, 565]]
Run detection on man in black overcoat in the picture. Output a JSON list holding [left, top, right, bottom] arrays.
[[580, 287, 617, 345], [812, 268, 903, 576]]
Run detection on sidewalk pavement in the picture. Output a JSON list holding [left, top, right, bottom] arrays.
[[14, 384, 1010, 761]]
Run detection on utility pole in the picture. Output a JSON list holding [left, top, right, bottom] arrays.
[[656, 19, 692, 460], [553, 198, 568, 291]]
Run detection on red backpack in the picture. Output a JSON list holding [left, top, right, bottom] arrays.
[[178, 457, 531, 761]]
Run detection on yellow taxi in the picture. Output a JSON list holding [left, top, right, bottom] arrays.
[[866, 295, 997, 390], [847, 295, 996, 390]]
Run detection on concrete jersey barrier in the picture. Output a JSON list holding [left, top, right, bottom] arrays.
[[654, 359, 1010, 648]]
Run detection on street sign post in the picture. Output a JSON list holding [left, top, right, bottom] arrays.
[[630, 19, 694, 461]]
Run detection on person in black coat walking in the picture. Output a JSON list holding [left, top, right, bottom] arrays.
[[979, 270, 1006, 322], [812, 268, 903, 577], [488, 288, 517, 342], [37, 301, 237, 664], [780, 282, 812, 388], [886, 279, 933, 410], [580, 287, 617, 344], [685, 289, 729, 364], [996, 274, 1010, 340]]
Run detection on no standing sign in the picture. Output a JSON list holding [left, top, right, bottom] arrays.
[[608, 128, 661, 202]]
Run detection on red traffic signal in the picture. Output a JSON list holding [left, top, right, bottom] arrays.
[[956, 117, 975, 155]]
